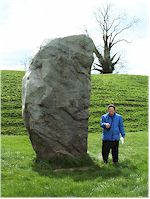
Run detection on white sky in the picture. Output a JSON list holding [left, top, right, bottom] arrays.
[[0, 0, 149, 75]]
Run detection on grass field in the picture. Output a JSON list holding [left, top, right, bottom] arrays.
[[1, 70, 148, 197], [1, 70, 148, 135], [1, 131, 148, 197]]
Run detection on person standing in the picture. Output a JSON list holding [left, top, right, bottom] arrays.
[[100, 104, 125, 164]]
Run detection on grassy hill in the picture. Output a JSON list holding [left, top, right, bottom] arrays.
[[89, 74, 148, 133], [1, 70, 148, 135]]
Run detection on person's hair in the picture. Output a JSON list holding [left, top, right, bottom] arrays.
[[108, 104, 116, 110]]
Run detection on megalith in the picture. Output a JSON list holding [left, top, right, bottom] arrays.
[[22, 34, 96, 160]]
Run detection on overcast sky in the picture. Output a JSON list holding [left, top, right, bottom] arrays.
[[0, 0, 149, 75]]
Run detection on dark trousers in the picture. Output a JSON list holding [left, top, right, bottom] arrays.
[[102, 140, 119, 163]]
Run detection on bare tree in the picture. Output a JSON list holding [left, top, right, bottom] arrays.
[[93, 4, 139, 74]]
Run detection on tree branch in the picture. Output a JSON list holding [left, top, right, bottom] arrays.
[[111, 39, 132, 48], [107, 16, 121, 32], [92, 66, 103, 73], [110, 23, 133, 46], [111, 53, 118, 62], [94, 63, 102, 67], [112, 55, 121, 66]]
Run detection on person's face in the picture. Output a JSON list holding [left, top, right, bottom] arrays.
[[108, 107, 115, 116]]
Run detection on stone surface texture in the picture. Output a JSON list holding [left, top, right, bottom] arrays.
[[22, 34, 95, 160]]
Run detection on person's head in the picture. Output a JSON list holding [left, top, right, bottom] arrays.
[[108, 104, 116, 116]]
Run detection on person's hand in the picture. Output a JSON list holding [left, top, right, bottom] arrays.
[[105, 123, 111, 129], [120, 137, 125, 144]]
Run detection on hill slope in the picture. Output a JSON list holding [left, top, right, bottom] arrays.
[[1, 70, 148, 135], [89, 74, 148, 133]]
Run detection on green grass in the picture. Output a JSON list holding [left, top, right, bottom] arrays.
[[1, 70, 148, 135], [1, 70, 148, 197], [1, 131, 148, 197], [1, 70, 26, 135]]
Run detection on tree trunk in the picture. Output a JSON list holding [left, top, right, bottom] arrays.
[[103, 44, 114, 74]]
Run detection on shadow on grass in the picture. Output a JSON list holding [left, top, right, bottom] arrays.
[[32, 154, 137, 182]]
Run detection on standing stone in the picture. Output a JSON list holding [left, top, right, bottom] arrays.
[[22, 34, 96, 160]]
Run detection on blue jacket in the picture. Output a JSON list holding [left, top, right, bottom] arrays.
[[100, 113, 125, 141]]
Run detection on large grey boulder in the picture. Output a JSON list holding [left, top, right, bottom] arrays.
[[22, 34, 96, 160]]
